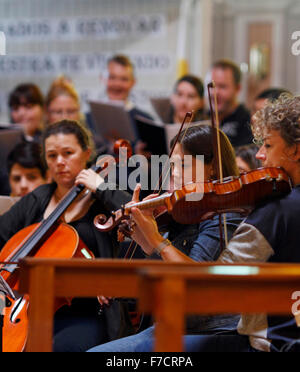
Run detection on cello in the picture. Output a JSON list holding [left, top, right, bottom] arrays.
[[0, 139, 132, 353]]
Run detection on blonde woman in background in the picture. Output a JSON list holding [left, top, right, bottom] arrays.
[[45, 76, 83, 125], [46, 76, 107, 155]]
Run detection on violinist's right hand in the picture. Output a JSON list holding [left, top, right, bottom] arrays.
[[126, 184, 163, 256]]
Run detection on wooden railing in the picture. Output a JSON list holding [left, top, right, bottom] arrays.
[[17, 258, 300, 352]]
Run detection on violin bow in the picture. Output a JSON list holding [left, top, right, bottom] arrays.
[[154, 111, 194, 194], [124, 111, 195, 259], [207, 82, 229, 250]]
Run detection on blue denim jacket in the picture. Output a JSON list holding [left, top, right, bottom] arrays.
[[167, 212, 243, 334]]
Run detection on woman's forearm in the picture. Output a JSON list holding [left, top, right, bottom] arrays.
[[150, 234, 195, 263]]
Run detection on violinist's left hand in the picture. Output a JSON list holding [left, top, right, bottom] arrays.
[[75, 169, 104, 193]]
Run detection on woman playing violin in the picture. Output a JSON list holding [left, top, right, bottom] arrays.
[[88, 124, 245, 352], [92, 94, 300, 353], [0, 119, 133, 352]]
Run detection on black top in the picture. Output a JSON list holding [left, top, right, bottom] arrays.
[[220, 104, 252, 148], [244, 186, 300, 351], [0, 183, 131, 256], [0, 183, 133, 341]]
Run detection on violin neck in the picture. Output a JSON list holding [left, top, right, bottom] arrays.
[[128, 193, 171, 211]]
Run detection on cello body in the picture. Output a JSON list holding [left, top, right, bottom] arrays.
[[0, 223, 94, 352]]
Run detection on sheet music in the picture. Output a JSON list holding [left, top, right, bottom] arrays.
[[89, 100, 137, 142], [135, 115, 211, 154]]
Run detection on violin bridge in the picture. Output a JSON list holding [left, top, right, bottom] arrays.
[[265, 174, 272, 181]]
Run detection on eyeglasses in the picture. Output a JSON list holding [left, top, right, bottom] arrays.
[[49, 108, 79, 117]]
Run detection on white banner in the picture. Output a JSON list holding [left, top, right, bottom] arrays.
[[0, 14, 166, 42], [0, 52, 172, 76]]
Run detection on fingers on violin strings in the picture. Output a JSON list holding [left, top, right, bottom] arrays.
[[132, 183, 142, 203], [131, 207, 144, 224], [142, 193, 160, 201]]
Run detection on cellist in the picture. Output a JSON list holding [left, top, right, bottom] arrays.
[[91, 94, 300, 353], [0, 119, 133, 352], [88, 124, 244, 352]]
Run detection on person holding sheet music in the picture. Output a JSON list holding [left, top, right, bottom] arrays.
[[86, 54, 153, 156], [8, 83, 45, 144]]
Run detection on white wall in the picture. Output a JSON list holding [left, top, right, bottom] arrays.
[[212, 0, 300, 99], [0, 0, 183, 122], [0, 0, 298, 123]]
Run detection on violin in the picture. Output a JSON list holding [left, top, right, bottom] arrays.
[[94, 167, 292, 232], [94, 83, 292, 245], [0, 139, 131, 352]]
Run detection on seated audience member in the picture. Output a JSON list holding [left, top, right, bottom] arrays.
[[235, 144, 261, 173], [170, 74, 207, 123], [88, 124, 244, 352], [8, 83, 45, 143], [252, 87, 292, 113], [7, 142, 48, 197], [45, 76, 82, 125], [210, 59, 252, 147], [86, 54, 153, 148], [46, 76, 102, 159]]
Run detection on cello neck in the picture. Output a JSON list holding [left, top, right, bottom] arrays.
[[7, 164, 102, 268]]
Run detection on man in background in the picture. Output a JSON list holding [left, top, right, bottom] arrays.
[[87, 54, 153, 147], [210, 59, 252, 147], [252, 87, 292, 114]]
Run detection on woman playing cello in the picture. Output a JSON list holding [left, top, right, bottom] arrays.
[[0, 119, 133, 352]]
